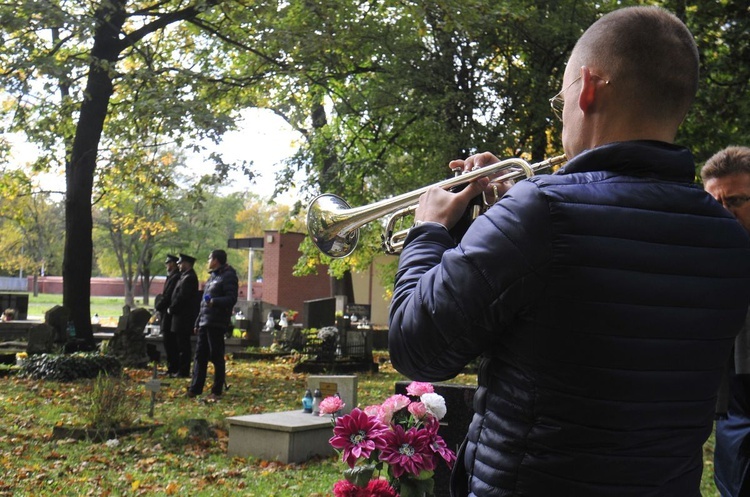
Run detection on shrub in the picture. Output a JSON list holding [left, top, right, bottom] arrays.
[[20, 352, 122, 381], [79, 373, 136, 430]]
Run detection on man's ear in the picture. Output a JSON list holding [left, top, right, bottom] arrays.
[[577, 66, 598, 114]]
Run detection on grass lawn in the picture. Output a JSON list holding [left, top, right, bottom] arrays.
[[0, 352, 722, 496], [24, 293, 148, 326]]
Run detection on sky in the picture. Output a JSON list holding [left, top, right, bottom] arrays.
[[6, 107, 303, 205], [187, 108, 303, 204]]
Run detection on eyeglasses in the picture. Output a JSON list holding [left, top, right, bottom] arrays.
[[549, 74, 610, 121], [721, 195, 750, 209], [549, 76, 581, 121]]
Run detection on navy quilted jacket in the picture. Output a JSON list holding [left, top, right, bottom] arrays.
[[389, 141, 750, 497], [196, 264, 238, 331]]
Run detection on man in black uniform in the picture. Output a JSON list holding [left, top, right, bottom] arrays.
[[155, 254, 180, 376], [168, 254, 199, 378]]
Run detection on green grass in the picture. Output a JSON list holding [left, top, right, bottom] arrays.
[[0, 354, 723, 496], [24, 293, 141, 324], [0, 356, 448, 496]]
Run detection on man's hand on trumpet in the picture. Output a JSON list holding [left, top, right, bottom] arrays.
[[453, 151, 518, 204], [414, 151, 508, 231]]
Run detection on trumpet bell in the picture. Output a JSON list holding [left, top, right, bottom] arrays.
[[307, 193, 360, 258]]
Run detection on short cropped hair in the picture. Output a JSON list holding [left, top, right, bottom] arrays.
[[210, 249, 228, 265], [573, 6, 699, 123], [701, 146, 750, 182]]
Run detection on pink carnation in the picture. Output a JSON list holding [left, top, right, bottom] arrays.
[[363, 404, 385, 421], [381, 394, 410, 423], [407, 401, 427, 420], [406, 381, 434, 397], [320, 396, 345, 415]]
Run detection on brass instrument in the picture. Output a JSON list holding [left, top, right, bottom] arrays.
[[307, 155, 567, 258]]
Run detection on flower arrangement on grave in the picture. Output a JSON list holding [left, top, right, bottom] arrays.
[[321, 381, 456, 497], [317, 326, 339, 341], [316, 325, 339, 360], [287, 310, 299, 322]]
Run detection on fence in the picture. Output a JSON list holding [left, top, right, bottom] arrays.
[[0, 277, 27, 292]]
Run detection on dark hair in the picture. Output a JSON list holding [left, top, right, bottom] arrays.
[[574, 6, 699, 123], [210, 249, 227, 265], [701, 146, 750, 182]]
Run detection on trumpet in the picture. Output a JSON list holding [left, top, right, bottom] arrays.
[[307, 155, 567, 258]]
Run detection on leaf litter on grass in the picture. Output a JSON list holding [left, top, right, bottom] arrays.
[[1, 354, 453, 496]]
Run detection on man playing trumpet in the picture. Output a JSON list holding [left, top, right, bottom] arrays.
[[389, 6, 750, 496]]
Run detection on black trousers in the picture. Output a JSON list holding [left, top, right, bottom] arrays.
[[162, 332, 179, 374], [175, 330, 193, 377], [189, 326, 225, 396]]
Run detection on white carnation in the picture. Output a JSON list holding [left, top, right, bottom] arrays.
[[420, 392, 447, 420]]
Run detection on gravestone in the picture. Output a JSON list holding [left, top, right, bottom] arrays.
[[308, 375, 357, 415], [344, 303, 371, 325], [303, 297, 336, 330], [26, 323, 55, 354], [395, 381, 476, 497], [108, 307, 152, 367], [44, 305, 70, 344]]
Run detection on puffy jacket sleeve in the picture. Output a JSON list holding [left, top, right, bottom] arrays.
[[388, 179, 554, 381], [212, 267, 239, 310]]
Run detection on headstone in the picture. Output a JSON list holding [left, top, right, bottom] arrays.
[[44, 305, 70, 343], [26, 323, 55, 354], [108, 307, 152, 367], [307, 375, 357, 415], [303, 297, 336, 330], [345, 303, 371, 324], [395, 381, 476, 497]]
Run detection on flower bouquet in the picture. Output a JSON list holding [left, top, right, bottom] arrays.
[[317, 326, 339, 341], [321, 381, 456, 497], [317, 326, 339, 361]]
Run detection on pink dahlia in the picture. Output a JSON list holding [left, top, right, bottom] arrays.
[[406, 381, 434, 397], [379, 424, 436, 478], [332, 478, 397, 497], [330, 408, 389, 468], [424, 417, 457, 467]]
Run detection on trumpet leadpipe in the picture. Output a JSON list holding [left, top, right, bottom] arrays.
[[307, 155, 566, 258]]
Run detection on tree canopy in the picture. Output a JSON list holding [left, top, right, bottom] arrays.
[[1, 0, 748, 343]]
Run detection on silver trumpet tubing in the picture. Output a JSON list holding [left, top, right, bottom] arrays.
[[307, 155, 567, 258]]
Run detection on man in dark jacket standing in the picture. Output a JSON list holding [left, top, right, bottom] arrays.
[[169, 254, 199, 378], [155, 254, 180, 376], [389, 7, 750, 497], [702, 146, 750, 497], [188, 249, 238, 402]]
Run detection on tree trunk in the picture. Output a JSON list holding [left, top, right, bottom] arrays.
[[140, 272, 151, 307], [63, 1, 126, 347], [331, 272, 355, 305]]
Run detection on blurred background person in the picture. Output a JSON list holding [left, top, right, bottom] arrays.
[[702, 146, 750, 497]]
